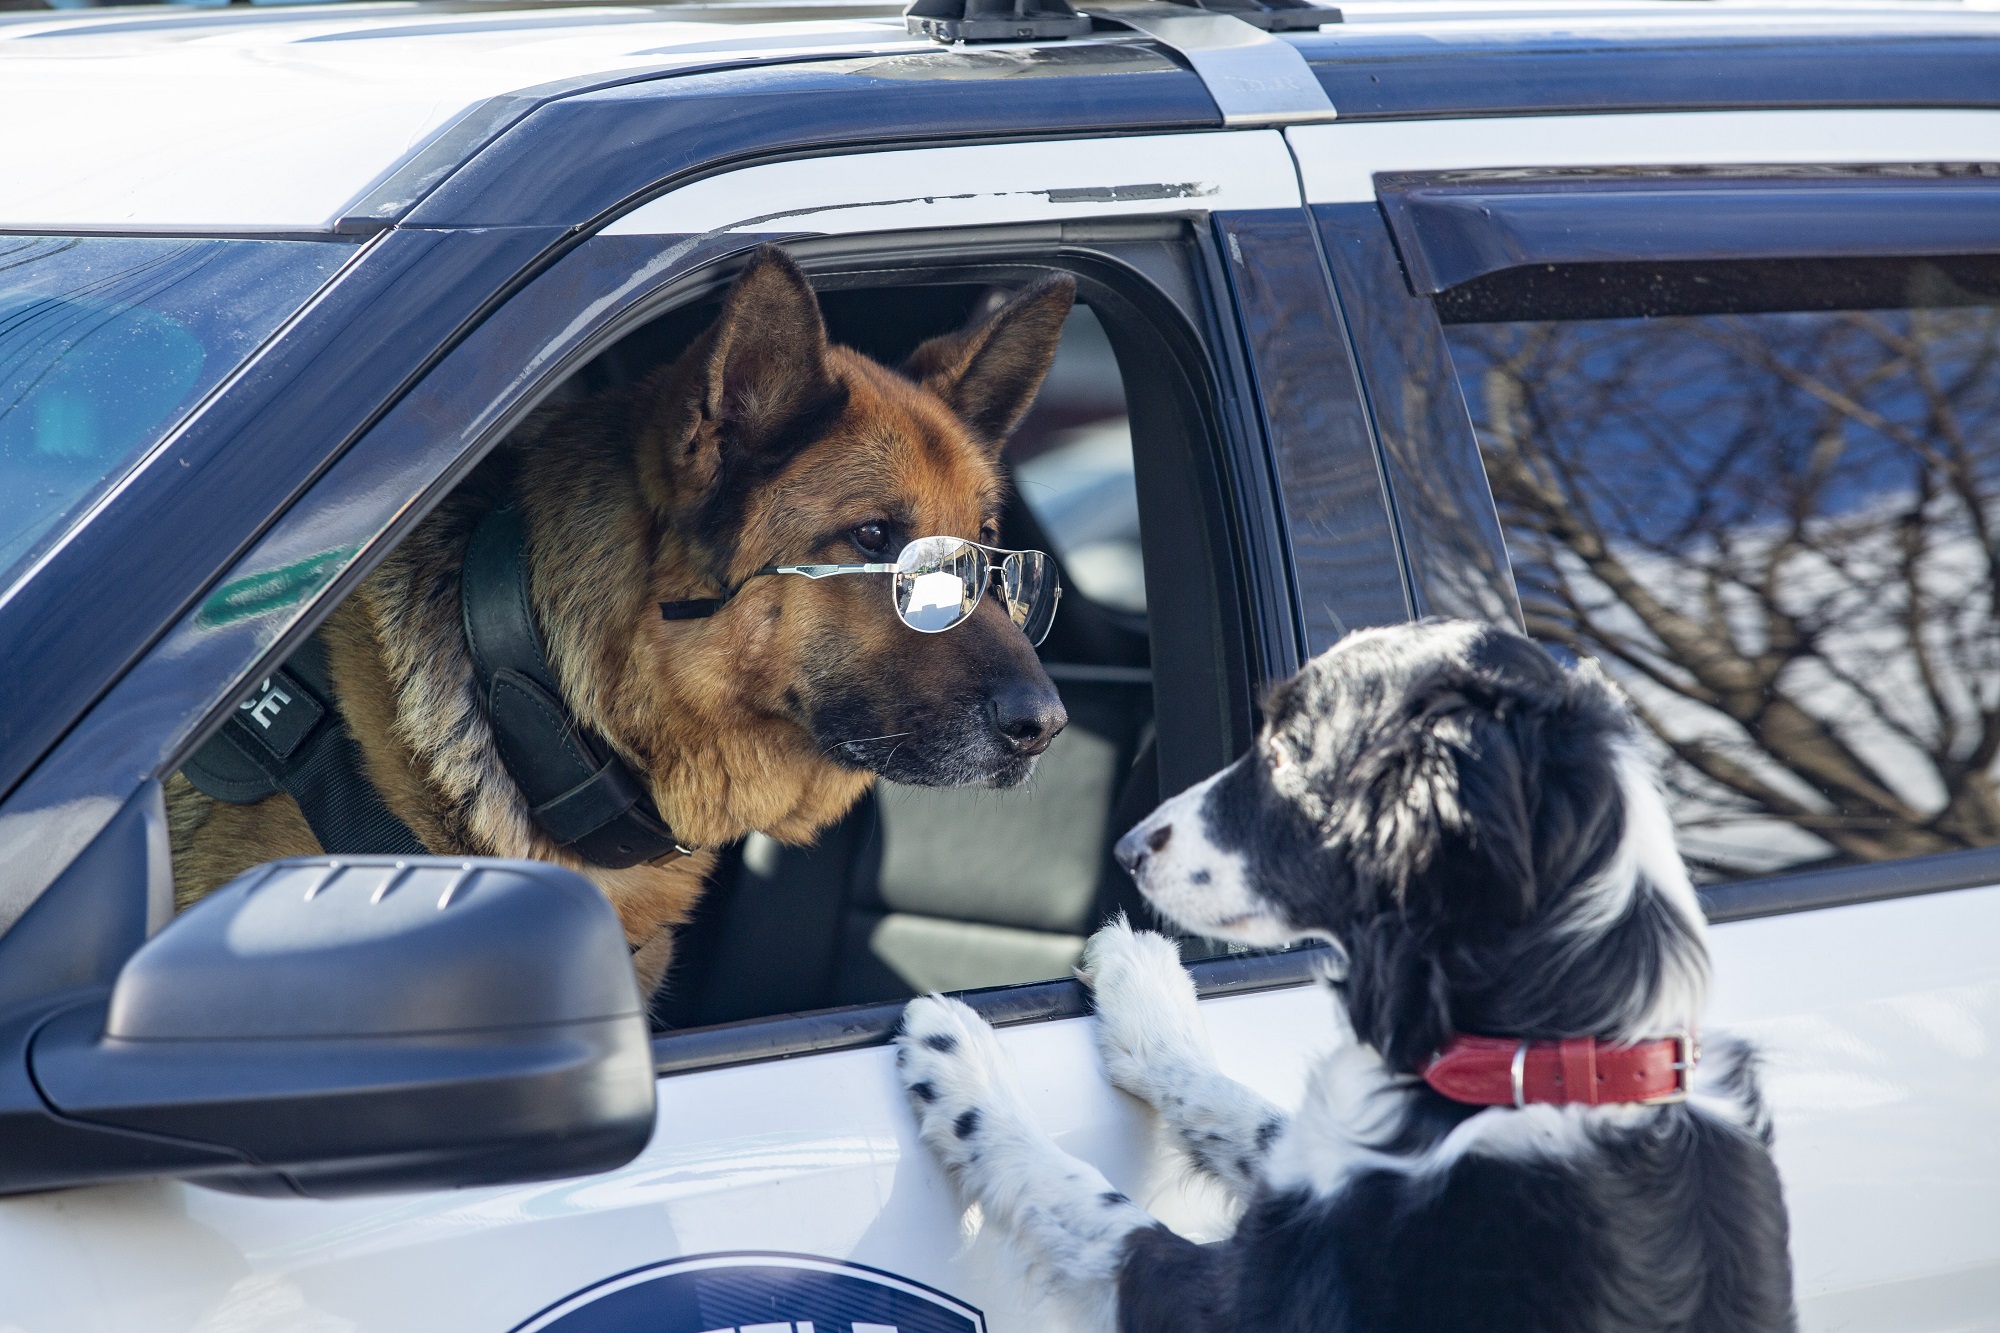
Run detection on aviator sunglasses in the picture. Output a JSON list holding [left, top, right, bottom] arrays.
[[660, 535, 1062, 646]]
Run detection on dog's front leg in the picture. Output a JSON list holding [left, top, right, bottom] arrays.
[[897, 995, 1156, 1327], [1080, 920, 1287, 1202]]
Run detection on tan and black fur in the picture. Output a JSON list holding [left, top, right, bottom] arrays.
[[169, 247, 1075, 997]]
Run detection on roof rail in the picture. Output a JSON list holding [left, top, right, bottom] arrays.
[[904, 0, 1337, 42]]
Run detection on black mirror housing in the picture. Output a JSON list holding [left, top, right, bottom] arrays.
[[2, 857, 654, 1198]]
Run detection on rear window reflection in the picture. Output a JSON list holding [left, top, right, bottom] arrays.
[[1444, 259, 2000, 882]]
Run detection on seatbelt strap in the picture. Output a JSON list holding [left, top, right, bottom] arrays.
[[460, 503, 694, 870], [184, 637, 429, 858]]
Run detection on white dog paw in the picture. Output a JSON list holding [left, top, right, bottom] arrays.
[[1079, 918, 1211, 1101], [898, 994, 1158, 1312], [896, 994, 1031, 1186]]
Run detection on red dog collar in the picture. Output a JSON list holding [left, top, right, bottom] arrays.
[[1422, 1033, 1697, 1107]]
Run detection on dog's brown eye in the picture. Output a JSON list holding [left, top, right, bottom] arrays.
[[854, 521, 891, 555]]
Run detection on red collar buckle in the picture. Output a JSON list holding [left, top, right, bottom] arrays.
[[1421, 1031, 1699, 1108]]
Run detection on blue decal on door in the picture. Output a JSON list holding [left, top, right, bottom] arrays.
[[512, 1253, 985, 1333]]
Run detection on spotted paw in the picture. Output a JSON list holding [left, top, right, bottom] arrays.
[[898, 996, 1156, 1310], [1079, 917, 1212, 1103], [896, 994, 1032, 1187]]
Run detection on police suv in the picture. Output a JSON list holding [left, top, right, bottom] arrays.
[[1, 0, 1997, 1328]]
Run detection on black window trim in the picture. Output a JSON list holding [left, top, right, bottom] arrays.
[[653, 857, 2000, 1077], [654, 944, 1333, 1077], [1376, 163, 2000, 298], [1699, 848, 2000, 925], [639, 224, 1278, 1056]]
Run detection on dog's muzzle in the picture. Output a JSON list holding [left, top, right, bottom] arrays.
[[1114, 820, 1171, 874]]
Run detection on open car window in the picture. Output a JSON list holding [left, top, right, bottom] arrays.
[[148, 238, 1252, 1041], [652, 284, 1166, 1027]]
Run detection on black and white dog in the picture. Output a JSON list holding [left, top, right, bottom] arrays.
[[896, 619, 1795, 1332]]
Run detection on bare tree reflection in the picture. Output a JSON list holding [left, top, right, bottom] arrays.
[[1448, 299, 2000, 879]]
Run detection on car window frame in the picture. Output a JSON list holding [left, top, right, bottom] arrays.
[[639, 227, 1305, 1060]]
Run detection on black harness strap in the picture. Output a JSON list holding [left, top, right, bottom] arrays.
[[461, 504, 693, 870], [659, 597, 727, 620], [182, 637, 429, 858]]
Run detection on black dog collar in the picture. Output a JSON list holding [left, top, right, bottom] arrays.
[[462, 504, 696, 869]]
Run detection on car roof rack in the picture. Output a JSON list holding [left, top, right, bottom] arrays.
[[904, 0, 1338, 42]]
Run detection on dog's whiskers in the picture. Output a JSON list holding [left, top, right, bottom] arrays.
[[824, 729, 912, 757]]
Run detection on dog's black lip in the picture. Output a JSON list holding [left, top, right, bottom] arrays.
[[877, 750, 1038, 789], [816, 726, 1035, 789]]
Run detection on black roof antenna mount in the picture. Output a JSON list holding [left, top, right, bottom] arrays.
[[904, 0, 1093, 43], [905, 0, 1338, 42]]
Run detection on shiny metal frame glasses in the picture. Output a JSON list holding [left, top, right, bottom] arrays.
[[753, 535, 1061, 645]]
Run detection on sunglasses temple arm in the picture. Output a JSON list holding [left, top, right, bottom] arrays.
[[664, 564, 902, 618], [762, 563, 897, 578]]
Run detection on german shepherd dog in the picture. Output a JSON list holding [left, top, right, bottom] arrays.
[[898, 621, 1793, 1332], [168, 247, 1075, 996]]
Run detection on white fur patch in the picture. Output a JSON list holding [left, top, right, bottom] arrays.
[[1122, 765, 1294, 948], [896, 995, 1151, 1328], [1536, 742, 1710, 1040], [1559, 744, 1705, 938], [1259, 1022, 1409, 1198], [1081, 920, 1286, 1201]]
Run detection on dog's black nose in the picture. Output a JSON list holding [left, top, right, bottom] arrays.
[[1114, 822, 1167, 872], [986, 680, 1066, 756]]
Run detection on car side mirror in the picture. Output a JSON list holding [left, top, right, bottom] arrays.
[[0, 856, 654, 1198]]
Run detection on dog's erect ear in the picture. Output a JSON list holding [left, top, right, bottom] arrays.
[[695, 245, 841, 461], [902, 275, 1076, 451]]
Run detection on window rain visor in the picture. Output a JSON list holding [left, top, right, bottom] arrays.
[[0, 236, 353, 589]]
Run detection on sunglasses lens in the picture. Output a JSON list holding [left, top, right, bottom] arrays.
[[1003, 549, 1061, 647], [894, 537, 983, 633]]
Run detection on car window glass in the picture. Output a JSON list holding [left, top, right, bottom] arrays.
[[0, 236, 352, 587], [1440, 256, 2000, 882]]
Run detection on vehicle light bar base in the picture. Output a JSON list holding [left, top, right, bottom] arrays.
[[905, 0, 1093, 43]]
